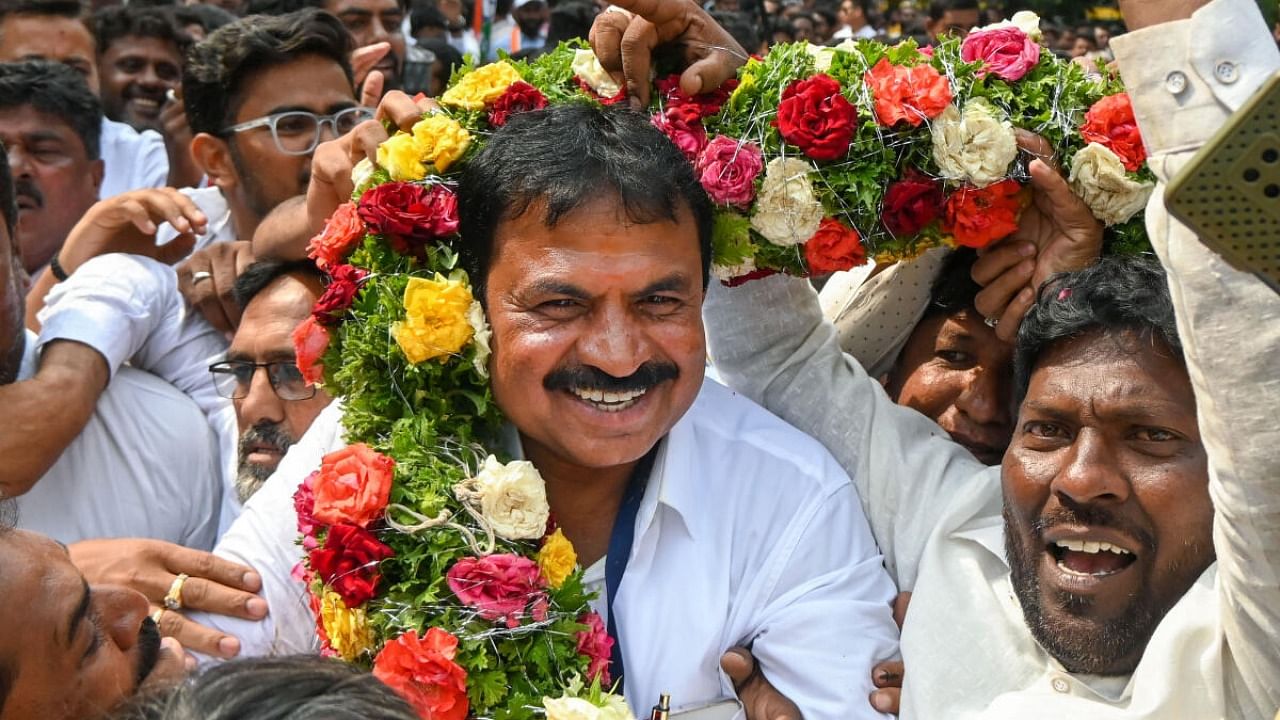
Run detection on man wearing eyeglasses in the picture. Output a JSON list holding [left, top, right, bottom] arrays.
[[166, 9, 368, 262], [211, 260, 332, 502]]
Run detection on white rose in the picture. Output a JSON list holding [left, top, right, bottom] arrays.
[[979, 10, 1042, 41], [750, 157, 823, 246], [1068, 143, 1154, 226], [543, 696, 635, 720], [351, 157, 376, 193], [572, 49, 621, 98], [468, 300, 491, 378], [470, 455, 549, 540], [930, 98, 1018, 188], [711, 256, 757, 282]]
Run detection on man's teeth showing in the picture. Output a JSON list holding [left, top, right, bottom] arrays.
[[568, 387, 647, 412], [1051, 539, 1135, 577]]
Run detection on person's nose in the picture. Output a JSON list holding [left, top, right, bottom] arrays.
[[575, 303, 647, 379], [954, 364, 1010, 428], [237, 366, 286, 427], [6, 145, 33, 177], [97, 585, 152, 652], [1050, 428, 1131, 506]]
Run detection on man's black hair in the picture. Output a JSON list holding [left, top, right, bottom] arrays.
[[0, 0, 86, 26], [172, 3, 237, 33], [409, 0, 446, 34], [924, 248, 981, 320], [545, 1, 595, 46], [242, 0, 322, 16], [93, 5, 192, 57], [458, 103, 713, 302], [1013, 255, 1181, 411], [928, 0, 978, 22], [0, 60, 102, 161], [182, 8, 352, 136], [232, 258, 323, 309]]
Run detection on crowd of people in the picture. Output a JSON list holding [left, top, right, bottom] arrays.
[[0, 0, 1277, 717]]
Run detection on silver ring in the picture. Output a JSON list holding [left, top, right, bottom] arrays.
[[984, 316, 999, 328], [191, 271, 213, 284]]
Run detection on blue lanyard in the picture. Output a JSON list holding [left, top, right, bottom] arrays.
[[604, 448, 658, 686]]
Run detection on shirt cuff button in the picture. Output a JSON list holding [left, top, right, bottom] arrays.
[[1051, 677, 1071, 693], [1215, 60, 1240, 84], [1165, 70, 1189, 95]]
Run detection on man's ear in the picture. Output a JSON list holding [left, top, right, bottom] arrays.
[[88, 158, 104, 193], [191, 133, 238, 193]]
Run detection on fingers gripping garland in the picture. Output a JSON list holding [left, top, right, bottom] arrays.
[[296, 22, 1152, 720]]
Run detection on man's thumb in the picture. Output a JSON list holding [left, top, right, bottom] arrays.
[[719, 646, 755, 685]]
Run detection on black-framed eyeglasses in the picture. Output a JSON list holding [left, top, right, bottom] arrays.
[[222, 107, 374, 156], [209, 360, 317, 401]]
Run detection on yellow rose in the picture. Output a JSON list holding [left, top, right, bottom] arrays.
[[319, 590, 374, 661], [377, 132, 427, 182], [411, 115, 471, 174], [440, 61, 523, 110], [537, 528, 578, 588], [393, 272, 476, 364]]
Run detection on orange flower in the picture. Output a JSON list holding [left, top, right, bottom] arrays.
[[1081, 93, 1146, 172], [291, 315, 329, 386], [307, 202, 365, 270], [942, 179, 1026, 249], [373, 628, 470, 720], [804, 218, 867, 274], [310, 443, 395, 528], [864, 58, 953, 128]]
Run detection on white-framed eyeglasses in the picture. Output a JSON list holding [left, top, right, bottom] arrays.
[[222, 106, 375, 155]]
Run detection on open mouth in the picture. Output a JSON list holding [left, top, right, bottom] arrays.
[[128, 96, 164, 114], [16, 195, 38, 211], [566, 386, 648, 413], [1047, 538, 1137, 577]]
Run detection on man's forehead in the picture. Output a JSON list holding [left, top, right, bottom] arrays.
[[1026, 332, 1194, 414], [0, 15, 94, 56], [104, 35, 182, 61], [329, 0, 401, 14], [0, 109, 81, 145]]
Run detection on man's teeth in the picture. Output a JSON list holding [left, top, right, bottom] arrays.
[[1053, 539, 1133, 556], [569, 386, 647, 411]]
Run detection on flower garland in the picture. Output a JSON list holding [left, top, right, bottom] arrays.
[[294, 23, 1155, 719]]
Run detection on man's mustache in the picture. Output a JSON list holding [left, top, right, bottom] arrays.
[[14, 177, 42, 209], [237, 421, 294, 462], [544, 361, 679, 394], [1032, 502, 1156, 554], [135, 615, 162, 688]]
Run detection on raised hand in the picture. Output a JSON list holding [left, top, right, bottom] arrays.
[[176, 240, 255, 335], [589, 0, 747, 108]]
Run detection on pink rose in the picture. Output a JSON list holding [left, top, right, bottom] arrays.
[[294, 471, 320, 550], [961, 27, 1040, 82], [695, 136, 763, 208], [651, 105, 708, 162], [576, 611, 613, 686], [446, 554, 547, 628]]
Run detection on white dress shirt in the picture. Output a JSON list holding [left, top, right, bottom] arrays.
[[193, 379, 901, 719], [38, 253, 242, 534], [98, 118, 168, 200], [704, 1, 1280, 717], [156, 186, 237, 252], [15, 331, 221, 548]]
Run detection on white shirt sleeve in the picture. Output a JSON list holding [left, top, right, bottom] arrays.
[[1112, 1, 1280, 715], [704, 275, 991, 590], [187, 402, 347, 659]]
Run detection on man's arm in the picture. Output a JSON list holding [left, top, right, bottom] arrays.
[[0, 339, 107, 497], [704, 277, 989, 589], [1111, 0, 1280, 714]]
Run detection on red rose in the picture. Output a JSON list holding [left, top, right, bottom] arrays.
[[307, 202, 365, 270], [651, 104, 708, 162], [312, 264, 369, 326], [774, 74, 857, 162], [864, 58, 953, 127], [576, 611, 614, 686], [357, 182, 459, 256], [446, 554, 546, 628], [1081, 93, 1145, 172], [943, 179, 1026, 248], [803, 218, 867, 275], [373, 629, 469, 720], [291, 315, 329, 386], [881, 169, 944, 236], [294, 471, 320, 550], [655, 74, 738, 117], [488, 81, 548, 127], [308, 523, 394, 608]]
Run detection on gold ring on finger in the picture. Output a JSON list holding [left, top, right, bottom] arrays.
[[164, 573, 190, 611]]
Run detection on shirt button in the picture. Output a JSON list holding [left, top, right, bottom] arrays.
[[1052, 677, 1070, 693], [1165, 70, 1188, 94], [1215, 61, 1240, 84]]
